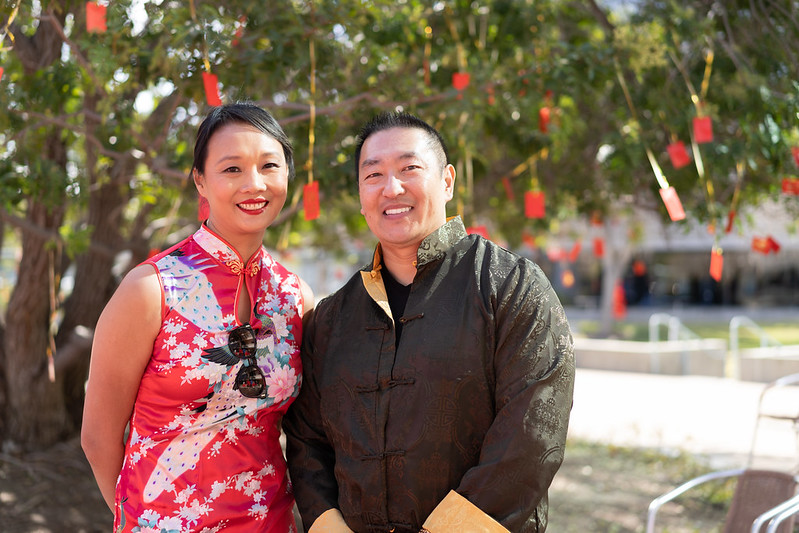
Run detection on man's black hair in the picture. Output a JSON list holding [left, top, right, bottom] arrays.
[[354, 111, 450, 179]]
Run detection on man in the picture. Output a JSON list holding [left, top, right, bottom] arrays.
[[284, 112, 575, 533]]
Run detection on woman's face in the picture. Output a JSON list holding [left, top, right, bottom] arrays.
[[194, 122, 288, 254]]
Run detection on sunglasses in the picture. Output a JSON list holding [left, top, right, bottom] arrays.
[[228, 324, 267, 399]]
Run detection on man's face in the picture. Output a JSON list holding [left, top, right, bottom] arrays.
[[358, 127, 455, 253]]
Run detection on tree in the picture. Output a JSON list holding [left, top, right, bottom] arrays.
[[0, 0, 797, 448]]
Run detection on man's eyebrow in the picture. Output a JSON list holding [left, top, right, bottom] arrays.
[[360, 152, 420, 169]]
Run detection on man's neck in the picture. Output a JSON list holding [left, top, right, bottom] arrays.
[[381, 245, 418, 286]]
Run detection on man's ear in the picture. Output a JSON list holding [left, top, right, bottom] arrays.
[[443, 164, 456, 201]]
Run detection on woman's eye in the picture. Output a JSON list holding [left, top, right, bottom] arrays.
[[223, 166, 240, 173]]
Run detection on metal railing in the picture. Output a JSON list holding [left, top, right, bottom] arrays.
[[648, 313, 702, 373], [729, 315, 782, 380]]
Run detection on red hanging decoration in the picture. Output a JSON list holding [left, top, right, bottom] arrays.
[[592, 238, 605, 258], [567, 241, 581, 263], [538, 107, 550, 134], [524, 190, 545, 219], [86, 2, 107, 33], [232, 15, 247, 47], [693, 116, 713, 143], [709, 248, 723, 282], [666, 141, 691, 169], [486, 86, 495, 106], [752, 236, 781, 255], [466, 226, 489, 239], [303, 181, 320, 221], [522, 232, 537, 249], [658, 186, 686, 221], [0, 67, 4, 83], [782, 177, 799, 195], [724, 210, 736, 234], [452, 72, 470, 91], [202, 71, 222, 107], [792, 147, 799, 168], [612, 281, 627, 319], [501, 177, 515, 202]]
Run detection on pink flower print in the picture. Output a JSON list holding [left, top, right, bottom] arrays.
[[265, 365, 297, 405]]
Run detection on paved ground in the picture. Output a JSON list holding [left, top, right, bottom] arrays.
[[568, 368, 799, 471]]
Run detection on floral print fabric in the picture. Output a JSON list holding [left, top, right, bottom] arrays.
[[114, 225, 302, 533]]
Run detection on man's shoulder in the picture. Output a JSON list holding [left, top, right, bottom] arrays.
[[461, 234, 539, 271]]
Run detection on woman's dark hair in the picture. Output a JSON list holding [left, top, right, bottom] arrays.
[[354, 111, 450, 179], [192, 102, 295, 180]]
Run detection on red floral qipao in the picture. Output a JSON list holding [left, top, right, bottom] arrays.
[[114, 225, 303, 533]]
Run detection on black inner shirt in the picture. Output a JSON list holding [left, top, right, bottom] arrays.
[[381, 264, 411, 348]]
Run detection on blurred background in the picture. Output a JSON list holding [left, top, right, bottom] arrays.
[[1, 0, 798, 531]]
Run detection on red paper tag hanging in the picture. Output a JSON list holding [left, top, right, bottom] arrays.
[[197, 195, 210, 222], [792, 147, 799, 168], [590, 212, 603, 226], [0, 67, 4, 83], [452, 72, 470, 91], [724, 210, 736, 234], [202, 71, 222, 107], [666, 141, 691, 169], [693, 116, 713, 143], [709, 249, 723, 282], [567, 241, 581, 263], [232, 15, 247, 46], [524, 190, 545, 219], [86, 2, 107, 33], [487, 87, 495, 106], [466, 226, 489, 239], [501, 177, 515, 201], [522, 232, 537, 249], [659, 187, 686, 221], [767, 236, 781, 254], [612, 281, 627, 319], [303, 181, 320, 221], [538, 107, 550, 134], [592, 238, 604, 258], [783, 177, 799, 195]]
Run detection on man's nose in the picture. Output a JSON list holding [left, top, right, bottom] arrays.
[[382, 173, 404, 196]]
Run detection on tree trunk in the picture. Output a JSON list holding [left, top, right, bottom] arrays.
[[598, 218, 633, 337], [4, 199, 71, 447]]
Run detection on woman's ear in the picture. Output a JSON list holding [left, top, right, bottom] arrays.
[[193, 168, 205, 195]]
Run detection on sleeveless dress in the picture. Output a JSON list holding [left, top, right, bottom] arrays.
[[113, 225, 303, 533]]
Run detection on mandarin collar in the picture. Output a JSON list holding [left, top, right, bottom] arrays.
[[193, 224, 263, 277], [367, 216, 467, 275]]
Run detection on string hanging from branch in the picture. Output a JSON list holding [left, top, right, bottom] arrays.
[[613, 56, 685, 221], [303, 38, 319, 221]]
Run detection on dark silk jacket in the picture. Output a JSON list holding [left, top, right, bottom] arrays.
[[284, 217, 575, 533]]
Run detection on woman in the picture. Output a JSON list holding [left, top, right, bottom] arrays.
[[82, 102, 313, 532]]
